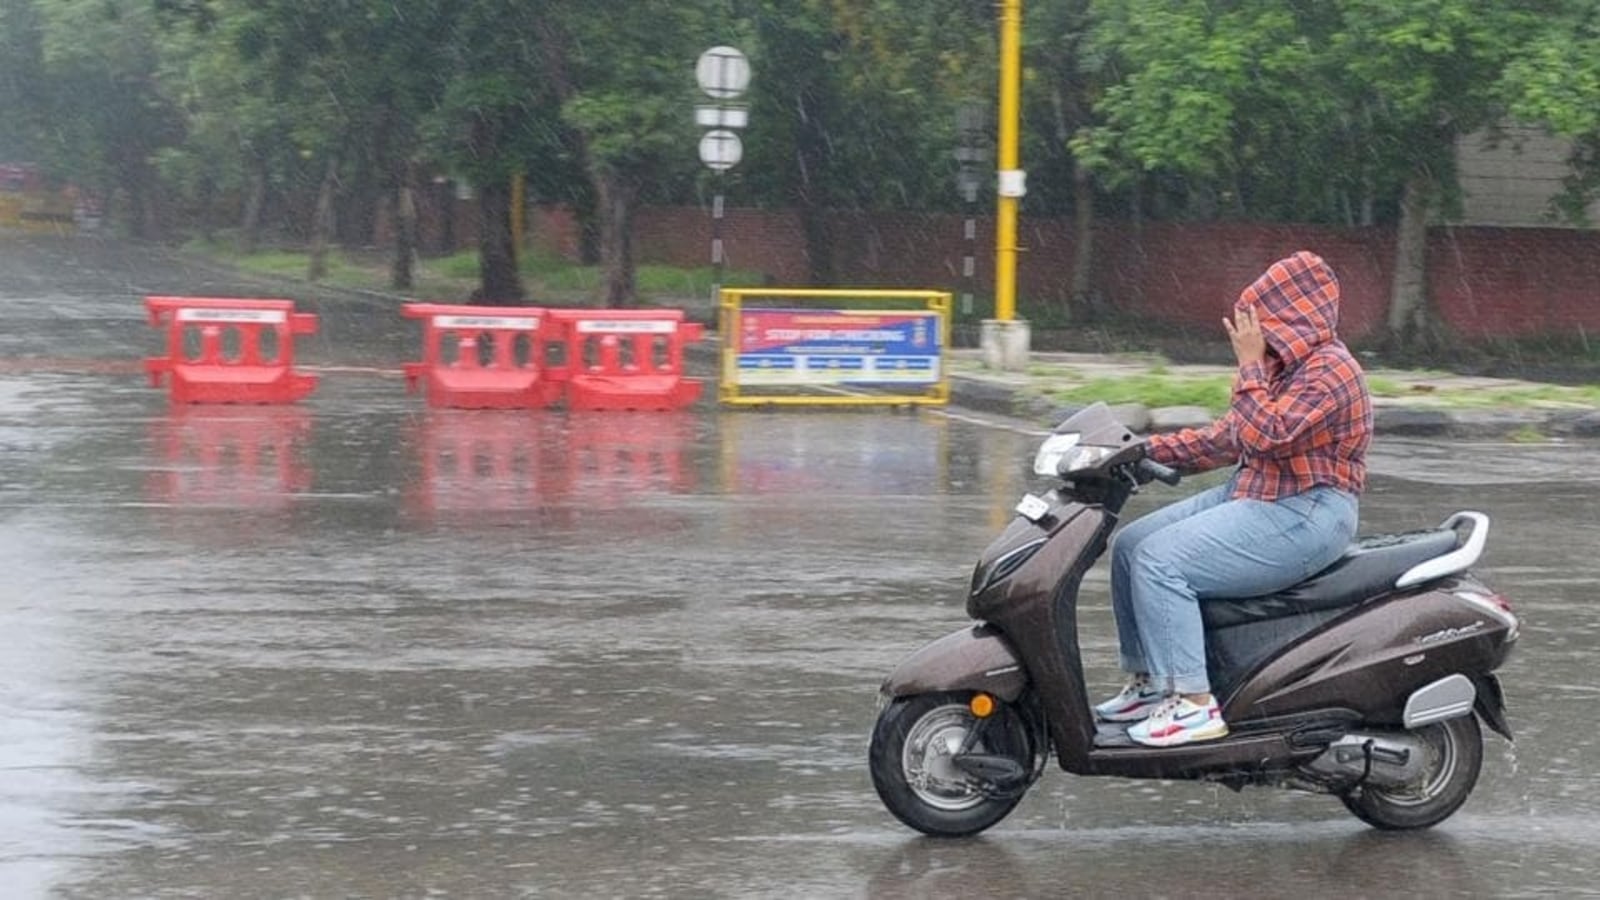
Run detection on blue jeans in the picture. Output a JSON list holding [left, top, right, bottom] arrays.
[[1109, 479, 1359, 696]]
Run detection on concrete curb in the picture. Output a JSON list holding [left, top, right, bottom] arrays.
[[950, 374, 1600, 440]]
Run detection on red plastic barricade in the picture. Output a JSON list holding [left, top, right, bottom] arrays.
[[402, 303, 559, 409], [544, 308, 704, 411], [144, 296, 318, 404]]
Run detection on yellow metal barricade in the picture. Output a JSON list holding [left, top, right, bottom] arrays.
[[718, 288, 950, 407]]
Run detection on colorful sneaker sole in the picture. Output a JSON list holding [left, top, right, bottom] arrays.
[[1094, 696, 1164, 723], [1129, 717, 1229, 748]]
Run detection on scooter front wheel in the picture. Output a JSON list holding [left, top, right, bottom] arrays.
[[1340, 714, 1483, 830], [869, 691, 1033, 837]]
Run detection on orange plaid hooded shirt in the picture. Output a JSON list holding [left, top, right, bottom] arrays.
[[1147, 251, 1373, 501]]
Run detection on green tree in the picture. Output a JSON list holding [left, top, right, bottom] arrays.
[[1502, 0, 1600, 223], [1073, 0, 1561, 349], [1332, 0, 1544, 351], [737, 0, 993, 284], [0, 0, 51, 162], [34, 0, 184, 238], [219, 0, 459, 287], [149, 3, 298, 251], [1028, 0, 1105, 319], [544, 0, 716, 306]]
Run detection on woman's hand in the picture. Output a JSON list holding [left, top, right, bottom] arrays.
[[1223, 305, 1267, 367]]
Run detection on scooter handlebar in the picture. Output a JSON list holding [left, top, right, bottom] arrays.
[[1137, 458, 1182, 486]]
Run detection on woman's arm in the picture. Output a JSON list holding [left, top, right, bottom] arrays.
[[1147, 410, 1241, 473]]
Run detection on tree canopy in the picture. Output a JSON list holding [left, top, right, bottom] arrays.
[[2, 0, 1598, 322]]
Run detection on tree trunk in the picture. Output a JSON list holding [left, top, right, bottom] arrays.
[[793, 86, 834, 285], [595, 168, 639, 308], [198, 175, 217, 243], [239, 160, 266, 255], [576, 187, 601, 265], [1069, 159, 1099, 321], [1386, 168, 1434, 354], [391, 162, 417, 292], [534, 14, 599, 268], [117, 152, 160, 241], [797, 201, 833, 288], [308, 156, 338, 282], [430, 178, 455, 254], [476, 178, 524, 304]]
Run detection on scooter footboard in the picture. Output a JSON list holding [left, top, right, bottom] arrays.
[[880, 624, 1030, 701]]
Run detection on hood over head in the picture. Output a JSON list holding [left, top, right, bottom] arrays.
[[1237, 251, 1339, 368]]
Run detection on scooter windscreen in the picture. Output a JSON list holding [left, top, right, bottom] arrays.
[[1033, 402, 1142, 477]]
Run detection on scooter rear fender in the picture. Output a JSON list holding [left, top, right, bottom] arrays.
[[880, 624, 1029, 702]]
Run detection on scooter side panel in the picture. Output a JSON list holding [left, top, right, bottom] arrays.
[[1225, 582, 1515, 723], [879, 624, 1030, 702], [973, 505, 1112, 773]]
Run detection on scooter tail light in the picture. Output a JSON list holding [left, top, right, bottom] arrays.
[[1453, 588, 1519, 640]]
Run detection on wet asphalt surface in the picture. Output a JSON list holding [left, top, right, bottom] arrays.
[[1, 235, 1597, 898]]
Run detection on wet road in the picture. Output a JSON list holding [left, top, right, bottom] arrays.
[[1, 235, 1597, 898]]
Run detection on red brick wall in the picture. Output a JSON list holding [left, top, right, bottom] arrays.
[[532, 204, 1600, 340], [1085, 221, 1395, 340], [529, 204, 580, 260], [1428, 226, 1600, 338]]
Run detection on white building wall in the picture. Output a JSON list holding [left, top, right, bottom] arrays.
[[1455, 125, 1600, 227]]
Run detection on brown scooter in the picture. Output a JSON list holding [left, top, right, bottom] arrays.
[[870, 402, 1518, 836]]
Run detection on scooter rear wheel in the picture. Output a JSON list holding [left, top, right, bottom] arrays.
[[1340, 715, 1483, 830], [869, 691, 1033, 837]]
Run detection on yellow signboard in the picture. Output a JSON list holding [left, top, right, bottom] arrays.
[[719, 288, 951, 407]]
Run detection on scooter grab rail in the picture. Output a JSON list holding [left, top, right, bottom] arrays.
[[1394, 511, 1490, 588]]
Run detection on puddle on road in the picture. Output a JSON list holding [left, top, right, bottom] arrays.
[[0, 359, 1596, 895]]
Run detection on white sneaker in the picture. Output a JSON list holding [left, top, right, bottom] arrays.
[[1127, 695, 1229, 747], [1093, 674, 1164, 722]]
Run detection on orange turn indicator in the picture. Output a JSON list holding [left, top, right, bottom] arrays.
[[969, 693, 996, 718]]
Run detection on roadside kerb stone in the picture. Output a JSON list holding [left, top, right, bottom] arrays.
[[1546, 409, 1600, 438], [949, 370, 1600, 440], [1371, 406, 1454, 437], [1147, 405, 1213, 433]]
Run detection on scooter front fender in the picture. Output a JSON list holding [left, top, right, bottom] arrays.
[[880, 624, 1029, 702]]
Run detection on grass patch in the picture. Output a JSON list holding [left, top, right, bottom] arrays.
[[1473, 384, 1600, 407], [1365, 375, 1407, 397], [1374, 381, 1600, 409], [1043, 373, 1234, 414], [1031, 369, 1600, 414], [223, 248, 375, 289]]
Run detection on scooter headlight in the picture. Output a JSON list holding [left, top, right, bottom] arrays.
[[1034, 433, 1114, 476], [1034, 433, 1078, 475]]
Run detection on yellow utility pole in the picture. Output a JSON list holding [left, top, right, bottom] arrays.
[[995, 0, 1022, 323], [983, 0, 1031, 370]]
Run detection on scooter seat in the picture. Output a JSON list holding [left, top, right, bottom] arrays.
[[1201, 528, 1463, 629]]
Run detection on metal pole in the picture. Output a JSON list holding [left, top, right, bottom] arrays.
[[994, 0, 1023, 323], [711, 182, 725, 303]]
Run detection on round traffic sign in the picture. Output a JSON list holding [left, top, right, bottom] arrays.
[[696, 46, 751, 100], [698, 129, 744, 171]]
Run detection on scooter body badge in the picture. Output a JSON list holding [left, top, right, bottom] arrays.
[[1015, 493, 1050, 523]]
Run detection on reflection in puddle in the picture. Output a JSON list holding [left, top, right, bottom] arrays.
[[404, 410, 699, 521], [144, 406, 313, 509]]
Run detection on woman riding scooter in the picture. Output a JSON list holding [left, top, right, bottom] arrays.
[[1094, 251, 1374, 747]]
